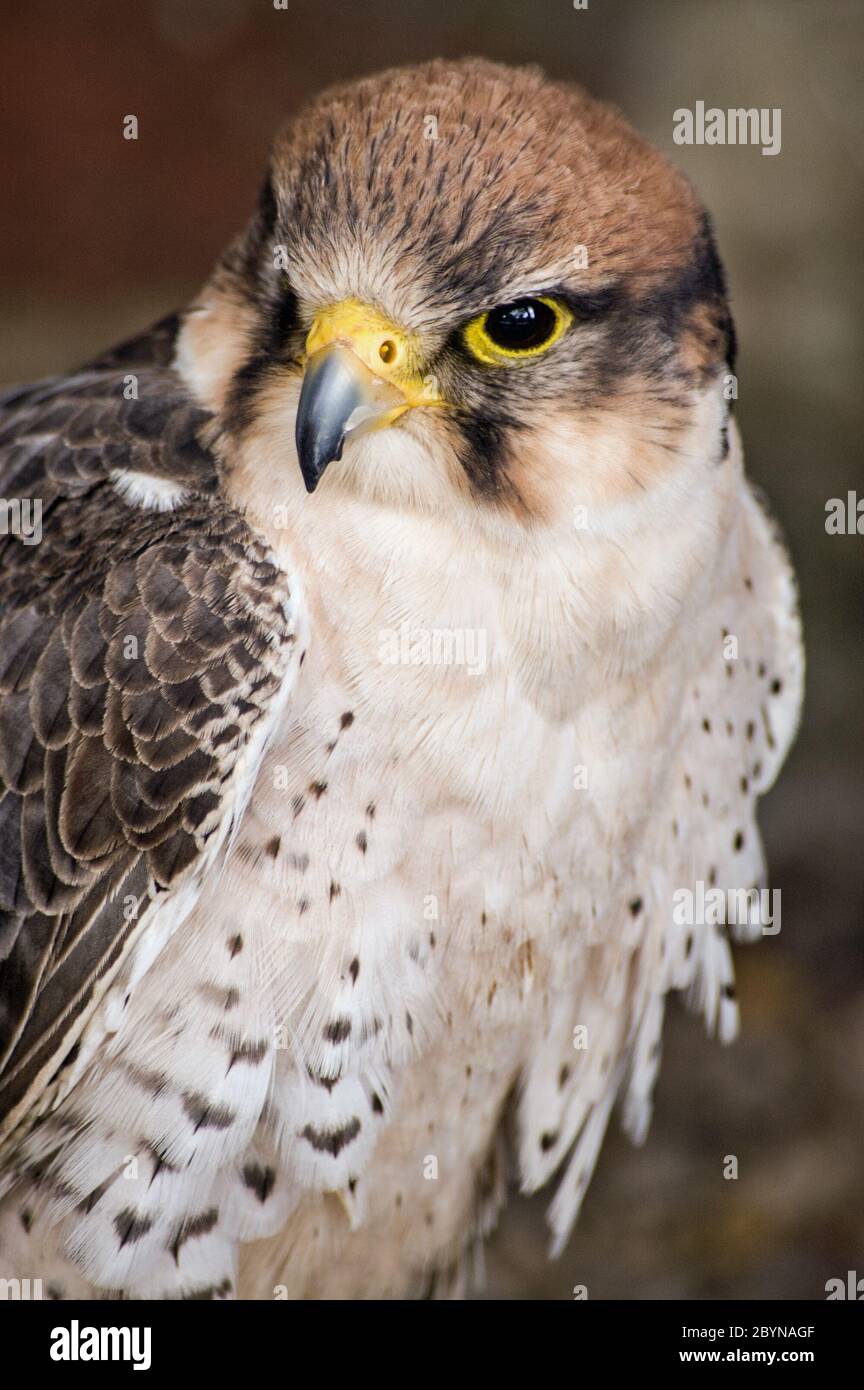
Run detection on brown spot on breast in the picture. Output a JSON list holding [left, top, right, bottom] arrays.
[[169, 1207, 220, 1263], [183, 1278, 233, 1300], [182, 1092, 237, 1132], [77, 1178, 111, 1215], [300, 1117, 361, 1157], [242, 1164, 276, 1203], [115, 1208, 155, 1248], [227, 1037, 268, 1069], [308, 1067, 340, 1092], [323, 1017, 352, 1043]]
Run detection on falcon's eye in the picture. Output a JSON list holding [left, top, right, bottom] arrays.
[[463, 296, 572, 365]]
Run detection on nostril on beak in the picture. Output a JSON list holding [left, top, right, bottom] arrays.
[[378, 339, 398, 366]]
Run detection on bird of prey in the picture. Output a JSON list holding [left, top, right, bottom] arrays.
[[0, 59, 802, 1299]]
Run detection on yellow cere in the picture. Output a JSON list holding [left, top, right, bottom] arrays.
[[463, 295, 573, 366], [304, 298, 441, 408]]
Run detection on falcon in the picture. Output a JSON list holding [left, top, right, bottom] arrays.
[[0, 59, 802, 1299]]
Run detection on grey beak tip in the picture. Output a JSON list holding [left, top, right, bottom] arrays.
[[296, 430, 345, 493], [295, 347, 361, 495]]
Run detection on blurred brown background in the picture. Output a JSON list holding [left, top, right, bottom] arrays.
[[1, 0, 861, 1300]]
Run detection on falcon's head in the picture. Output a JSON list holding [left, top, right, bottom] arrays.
[[178, 59, 735, 534]]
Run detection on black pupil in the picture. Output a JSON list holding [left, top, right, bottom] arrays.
[[484, 298, 556, 351]]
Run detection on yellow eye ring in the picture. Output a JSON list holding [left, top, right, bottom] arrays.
[[463, 295, 573, 365]]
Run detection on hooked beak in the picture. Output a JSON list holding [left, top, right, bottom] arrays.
[[294, 345, 406, 494], [294, 298, 442, 494]]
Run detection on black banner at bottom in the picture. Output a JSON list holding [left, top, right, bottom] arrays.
[[4, 1296, 859, 1375]]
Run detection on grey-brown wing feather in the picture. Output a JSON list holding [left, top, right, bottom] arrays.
[[0, 325, 300, 1141]]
